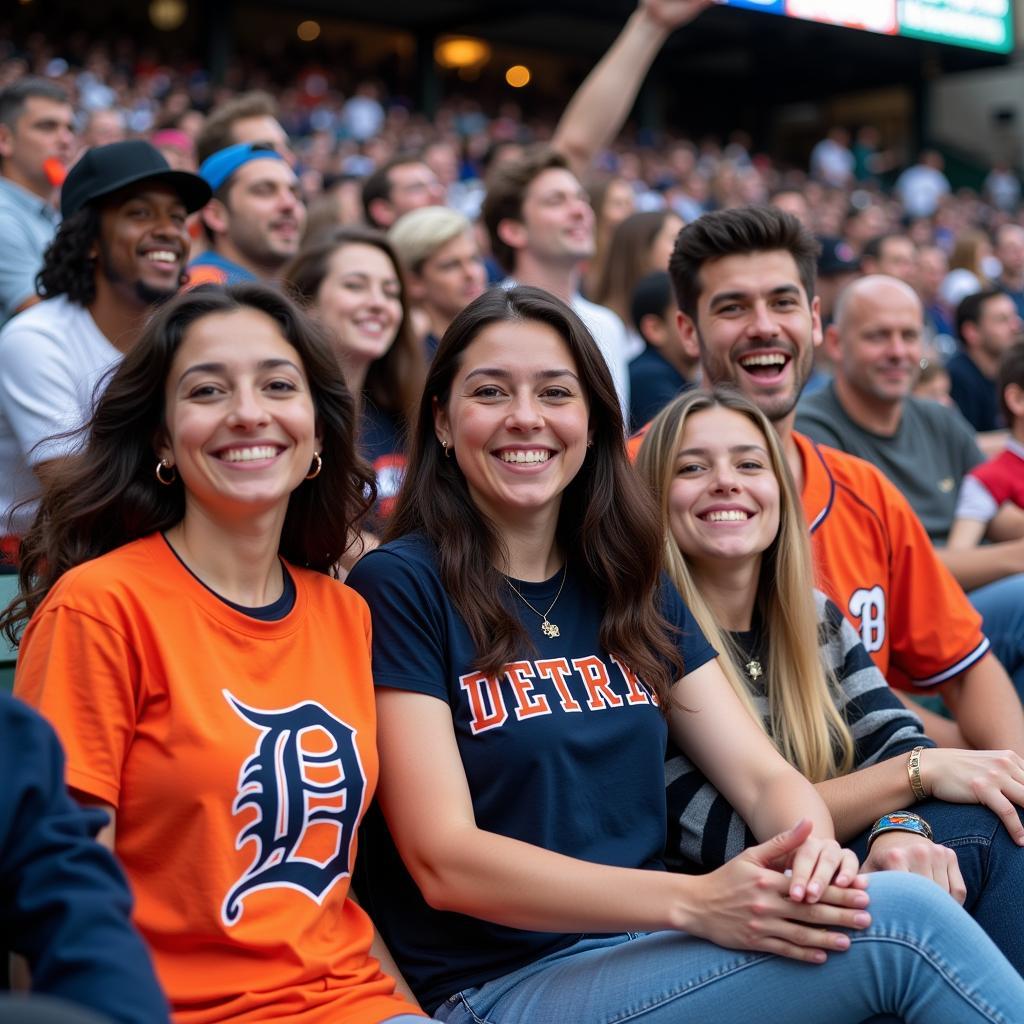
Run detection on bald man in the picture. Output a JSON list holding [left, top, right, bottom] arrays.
[[797, 275, 1024, 698]]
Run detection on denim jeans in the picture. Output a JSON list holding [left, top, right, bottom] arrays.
[[969, 573, 1024, 698], [433, 873, 1024, 1024], [383, 1017, 442, 1023], [848, 800, 1024, 974]]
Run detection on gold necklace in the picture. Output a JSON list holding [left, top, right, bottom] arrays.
[[504, 564, 567, 638]]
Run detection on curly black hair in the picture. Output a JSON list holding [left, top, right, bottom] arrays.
[[35, 206, 100, 305]]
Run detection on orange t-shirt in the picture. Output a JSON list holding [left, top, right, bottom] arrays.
[[15, 533, 423, 1024], [794, 431, 989, 691]]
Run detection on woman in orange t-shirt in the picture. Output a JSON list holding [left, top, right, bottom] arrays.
[[4, 284, 431, 1024]]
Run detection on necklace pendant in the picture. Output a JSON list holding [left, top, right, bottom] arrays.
[[541, 619, 560, 638], [745, 659, 763, 681]]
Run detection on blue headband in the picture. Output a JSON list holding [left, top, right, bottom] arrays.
[[198, 143, 286, 192]]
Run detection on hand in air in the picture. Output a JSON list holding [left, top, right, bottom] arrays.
[[919, 748, 1024, 845], [639, 0, 722, 32], [694, 820, 872, 964], [860, 831, 966, 904]]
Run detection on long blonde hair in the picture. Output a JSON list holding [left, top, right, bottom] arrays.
[[635, 387, 854, 782]]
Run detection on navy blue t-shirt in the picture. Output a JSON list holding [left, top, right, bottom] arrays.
[[360, 399, 407, 521], [347, 534, 716, 1012], [628, 346, 693, 433]]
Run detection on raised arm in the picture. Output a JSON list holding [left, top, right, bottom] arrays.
[[552, 0, 718, 180]]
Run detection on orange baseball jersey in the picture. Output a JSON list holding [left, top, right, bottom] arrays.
[[15, 533, 422, 1024], [794, 431, 989, 691]]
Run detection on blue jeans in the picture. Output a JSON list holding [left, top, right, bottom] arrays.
[[848, 800, 1024, 974], [383, 1017, 442, 1023], [969, 573, 1024, 698], [434, 873, 1024, 1024]]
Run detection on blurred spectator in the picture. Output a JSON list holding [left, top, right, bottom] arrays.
[[994, 223, 1024, 319], [851, 125, 894, 184], [950, 289, 1023, 432], [149, 128, 196, 173], [388, 205, 486, 355], [842, 201, 888, 256], [360, 154, 444, 229], [583, 175, 637, 298], [913, 359, 954, 407], [860, 232, 917, 285], [809, 126, 854, 189], [769, 188, 811, 228], [592, 210, 682, 333], [195, 90, 293, 165], [79, 107, 126, 151], [0, 141, 208, 540], [0, 77, 74, 323], [895, 150, 951, 219], [941, 228, 992, 308], [189, 142, 304, 286], [984, 161, 1021, 213], [916, 243, 955, 355], [340, 82, 384, 142], [482, 145, 630, 411], [627, 269, 695, 432], [951, 343, 1024, 548]]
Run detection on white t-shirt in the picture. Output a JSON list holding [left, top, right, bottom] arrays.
[[0, 295, 121, 533], [571, 293, 631, 419]]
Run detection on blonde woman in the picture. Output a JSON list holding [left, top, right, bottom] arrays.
[[636, 385, 1024, 973]]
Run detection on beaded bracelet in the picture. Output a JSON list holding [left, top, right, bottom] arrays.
[[867, 811, 934, 851]]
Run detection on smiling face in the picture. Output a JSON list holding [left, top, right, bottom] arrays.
[[514, 167, 595, 267], [832, 278, 924, 406], [158, 307, 319, 525], [313, 242, 403, 370], [219, 158, 305, 271], [668, 405, 780, 572], [434, 318, 590, 532], [680, 250, 822, 424], [94, 182, 191, 307]]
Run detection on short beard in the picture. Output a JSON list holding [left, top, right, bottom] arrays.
[[97, 239, 181, 309]]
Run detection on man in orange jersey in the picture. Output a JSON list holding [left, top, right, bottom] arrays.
[[663, 205, 1024, 753]]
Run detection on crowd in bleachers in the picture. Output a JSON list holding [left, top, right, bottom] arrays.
[[3, 1, 1024, 1022]]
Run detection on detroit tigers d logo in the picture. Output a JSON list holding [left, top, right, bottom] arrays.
[[221, 690, 367, 926]]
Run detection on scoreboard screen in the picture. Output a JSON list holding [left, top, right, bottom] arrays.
[[723, 0, 1013, 54]]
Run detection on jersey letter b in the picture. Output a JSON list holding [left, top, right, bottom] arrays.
[[849, 585, 886, 653]]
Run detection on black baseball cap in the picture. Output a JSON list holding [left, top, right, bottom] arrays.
[[817, 237, 859, 277], [60, 139, 211, 219]]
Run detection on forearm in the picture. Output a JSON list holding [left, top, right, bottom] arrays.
[[893, 690, 965, 747], [946, 517, 986, 551], [397, 820, 691, 934], [552, 7, 670, 178], [936, 541, 1024, 589], [940, 657, 1024, 754], [816, 758, 920, 842], [743, 766, 835, 844]]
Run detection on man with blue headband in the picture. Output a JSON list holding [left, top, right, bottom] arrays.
[[189, 142, 305, 287]]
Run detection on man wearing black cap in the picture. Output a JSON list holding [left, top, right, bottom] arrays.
[[0, 139, 209, 560]]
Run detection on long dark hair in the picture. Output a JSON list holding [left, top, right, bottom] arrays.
[[2, 284, 374, 644], [36, 206, 101, 305], [385, 285, 683, 705], [283, 226, 424, 424]]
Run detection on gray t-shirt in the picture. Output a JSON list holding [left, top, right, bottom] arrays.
[[795, 383, 983, 544], [0, 176, 60, 325]]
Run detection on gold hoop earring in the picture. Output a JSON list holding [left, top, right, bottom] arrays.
[[155, 458, 177, 485], [305, 451, 323, 480], [441, 440, 451, 459]]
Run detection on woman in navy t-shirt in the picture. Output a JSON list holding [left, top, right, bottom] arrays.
[[286, 227, 425, 522], [347, 285, 1024, 1023]]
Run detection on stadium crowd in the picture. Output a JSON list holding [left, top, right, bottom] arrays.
[[2, 1, 1024, 1022]]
